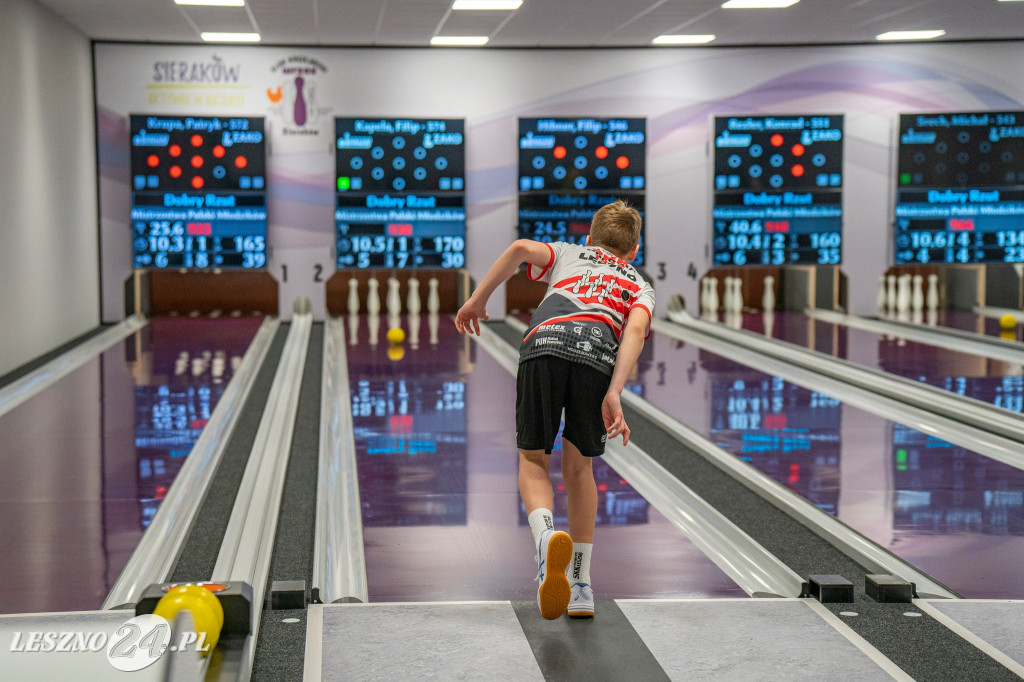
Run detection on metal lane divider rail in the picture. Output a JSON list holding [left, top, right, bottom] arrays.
[[505, 315, 958, 600], [312, 316, 368, 605], [475, 321, 805, 599], [103, 317, 281, 609]]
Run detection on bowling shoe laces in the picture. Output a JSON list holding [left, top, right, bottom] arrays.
[[535, 529, 573, 620], [567, 582, 594, 618]]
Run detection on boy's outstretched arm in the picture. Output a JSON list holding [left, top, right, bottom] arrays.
[[455, 239, 553, 335], [602, 307, 651, 446]]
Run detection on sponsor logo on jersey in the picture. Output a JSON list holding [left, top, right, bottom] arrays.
[[576, 341, 593, 352], [535, 337, 562, 346]]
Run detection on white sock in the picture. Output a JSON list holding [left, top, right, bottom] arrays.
[[528, 508, 554, 548], [568, 542, 592, 585]]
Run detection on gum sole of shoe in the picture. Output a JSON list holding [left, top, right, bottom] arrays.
[[538, 532, 573, 620], [567, 609, 594, 618]]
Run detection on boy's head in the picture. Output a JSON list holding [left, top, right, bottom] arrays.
[[587, 200, 642, 261]]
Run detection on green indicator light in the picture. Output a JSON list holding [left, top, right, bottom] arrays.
[[338, 176, 350, 191], [897, 464, 908, 471], [899, 172, 912, 185], [896, 449, 908, 463]]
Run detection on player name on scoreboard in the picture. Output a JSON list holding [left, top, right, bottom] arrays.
[[894, 110, 1024, 264], [129, 115, 268, 269], [335, 118, 466, 270], [713, 115, 844, 266]]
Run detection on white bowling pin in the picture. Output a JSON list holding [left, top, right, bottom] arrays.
[[407, 277, 421, 315], [897, 274, 911, 313], [886, 275, 897, 313], [734, 277, 744, 313], [762, 275, 775, 313], [926, 274, 939, 310], [708, 277, 719, 313], [408, 313, 420, 348], [428, 312, 439, 345], [725, 278, 736, 313], [876, 276, 887, 313], [367, 314, 380, 346], [427, 278, 440, 314], [763, 309, 775, 337], [348, 313, 359, 345], [927, 309, 938, 327], [700, 279, 709, 314], [348, 278, 360, 316], [366, 277, 381, 316], [387, 276, 402, 317], [911, 274, 924, 313]]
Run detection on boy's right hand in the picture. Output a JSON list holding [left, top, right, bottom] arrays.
[[602, 391, 630, 446], [455, 297, 489, 335]]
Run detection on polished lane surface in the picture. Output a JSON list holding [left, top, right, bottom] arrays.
[[638, 326, 1024, 598], [346, 315, 745, 603], [0, 317, 263, 613]]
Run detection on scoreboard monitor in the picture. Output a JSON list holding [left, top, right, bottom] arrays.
[[712, 115, 844, 266], [518, 118, 647, 266], [335, 118, 466, 269], [130, 115, 267, 269], [893, 111, 1024, 264]]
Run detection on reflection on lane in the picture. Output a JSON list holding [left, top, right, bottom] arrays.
[[641, 328, 1024, 597], [349, 315, 744, 602]]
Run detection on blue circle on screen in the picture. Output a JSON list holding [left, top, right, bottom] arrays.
[[574, 156, 587, 169], [414, 147, 426, 159], [728, 155, 741, 168], [749, 165, 762, 177], [595, 166, 608, 179], [574, 177, 587, 190], [770, 154, 783, 168], [393, 177, 406, 190], [393, 157, 405, 170], [372, 167, 385, 179], [813, 154, 826, 167], [770, 174, 783, 187], [213, 166, 226, 178], [414, 167, 427, 180], [574, 136, 587, 149], [533, 156, 545, 169], [435, 157, 448, 170], [393, 136, 406, 149], [749, 145, 762, 158], [350, 157, 363, 169], [553, 166, 566, 179], [371, 147, 384, 159]]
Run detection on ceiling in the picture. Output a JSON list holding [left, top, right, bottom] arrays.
[[35, 0, 1024, 47]]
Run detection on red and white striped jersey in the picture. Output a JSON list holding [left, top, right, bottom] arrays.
[[520, 242, 655, 375]]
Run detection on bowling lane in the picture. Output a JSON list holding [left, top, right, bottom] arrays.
[[733, 310, 1024, 415], [638, 327, 1024, 598], [0, 317, 263, 614], [346, 315, 746, 602], [918, 310, 1024, 340]]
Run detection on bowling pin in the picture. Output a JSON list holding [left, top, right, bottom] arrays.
[[427, 278, 440, 314], [876, 276, 887, 313], [348, 313, 359, 345], [724, 278, 735, 313], [762, 275, 775, 313], [897, 274, 911, 314], [926, 274, 939, 310], [366, 277, 381, 316], [886, 274, 897, 313], [911, 274, 924, 313], [927, 308, 938, 327], [708, 277, 719, 314], [367, 314, 380, 346], [763, 309, 775, 337], [408, 313, 420, 348], [428, 312, 440, 345], [347, 278, 360, 316], [700, 279, 709, 314], [387, 276, 402, 318], [734, 277, 744, 313], [407, 277, 421, 315]]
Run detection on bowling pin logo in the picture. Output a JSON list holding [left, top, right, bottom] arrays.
[[267, 56, 325, 131]]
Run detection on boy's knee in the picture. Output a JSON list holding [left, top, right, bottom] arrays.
[[561, 455, 594, 480], [519, 449, 549, 469]]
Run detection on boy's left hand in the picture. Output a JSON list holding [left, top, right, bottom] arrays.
[[602, 391, 630, 446], [455, 297, 489, 335]]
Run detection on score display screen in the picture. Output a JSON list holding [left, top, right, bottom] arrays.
[[129, 115, 267, 269], [894, 111, 1024, 264], [335, 118, 466, 269], [518, 118, 647, 266], [712, 115, 844, 266]]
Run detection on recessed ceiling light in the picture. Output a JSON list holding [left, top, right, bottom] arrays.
[[200, 32, 261, 42], [430, 36, 490, 46], [652, 34, 716, 45], [722, 0, 799, 8], [176, 0, 245, 6], [876, 30, 946, 41], [452, 0, 522, 9]]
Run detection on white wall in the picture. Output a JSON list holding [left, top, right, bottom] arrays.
[[0, 0, 98, 376]]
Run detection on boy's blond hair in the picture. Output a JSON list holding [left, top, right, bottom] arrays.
[[590, 200, 641, 258]]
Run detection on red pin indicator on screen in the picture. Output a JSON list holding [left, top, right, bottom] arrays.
[[169, 144, 182, 157], [770, 134, 784, 147], [616, 156, 629, 170], [191, 134, 204, 147], [595, 146, 609, 159], [791, 144, 805, 157], [792, 164, 805, 177], [169, 165, 182, 179], [553, 146, 567, 160], [234, 156, 248, 169], [191, 155, 204, 168], [147, 155, 160, 167], [213, 145, 226, 158], [192, 176, 204, 189]]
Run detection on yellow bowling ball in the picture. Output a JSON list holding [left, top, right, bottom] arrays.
[[153, 585, 223, 656], [1000, 314, 1017, 331], [386, 327, 406, 345], [387, 345, 405, 361]]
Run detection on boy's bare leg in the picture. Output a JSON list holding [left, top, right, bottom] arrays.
[[560, 438, 596, 542], [518, 449, 553, 514]]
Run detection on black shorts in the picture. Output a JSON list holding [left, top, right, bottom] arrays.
[[516, 356, 611, 457]]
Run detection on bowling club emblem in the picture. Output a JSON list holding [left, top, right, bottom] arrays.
[[267, 55, 330, 133]]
